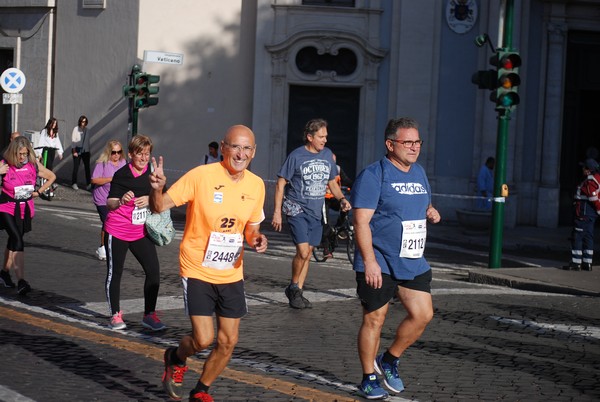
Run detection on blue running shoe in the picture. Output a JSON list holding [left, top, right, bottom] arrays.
[[374, 353, 405, 393], [359, 374, 389, 400]]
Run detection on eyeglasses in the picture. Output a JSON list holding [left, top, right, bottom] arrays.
[[223, 142, 255, 154], [111, 150, 122, 155], [389, 139, 423, 148], [18, 152, 29, 157]]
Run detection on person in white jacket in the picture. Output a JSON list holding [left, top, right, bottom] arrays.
[[36, 117, 64, 170]]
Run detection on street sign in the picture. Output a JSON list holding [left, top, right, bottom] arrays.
[[0, 68, 26, 93], [143, 50, 183, 65], [2, 93, 23, 104]]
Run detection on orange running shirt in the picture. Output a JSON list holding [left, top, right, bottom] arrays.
[[167, 163, 265, 284]]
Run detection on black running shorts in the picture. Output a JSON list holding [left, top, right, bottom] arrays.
[[356, 269, 432, 312], [184, 277, 247, 318]]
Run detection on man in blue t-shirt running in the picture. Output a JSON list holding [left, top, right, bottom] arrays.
[[351, 117, 441, 400], [272, 118, 351, 309]]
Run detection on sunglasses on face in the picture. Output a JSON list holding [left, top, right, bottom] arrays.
[[111, 150, 123, 155]]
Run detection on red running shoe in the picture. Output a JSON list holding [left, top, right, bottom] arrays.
[[162, 347, 188, 400], [189, 390, 214, 402]]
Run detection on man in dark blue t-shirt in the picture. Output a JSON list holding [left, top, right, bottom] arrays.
[[352, 117, 441, 400], [272, 118, 351, 309]]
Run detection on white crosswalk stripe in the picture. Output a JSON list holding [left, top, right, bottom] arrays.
[[60, 281, 569, 317]]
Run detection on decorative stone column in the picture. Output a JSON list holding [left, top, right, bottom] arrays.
[[537, 22, 567, 228]]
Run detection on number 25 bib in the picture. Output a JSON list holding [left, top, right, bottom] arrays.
[[203, 232, 243, 270], [400, 219, 426, 259]]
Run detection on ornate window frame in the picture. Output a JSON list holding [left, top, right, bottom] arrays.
[[265, 30, 387, 172]]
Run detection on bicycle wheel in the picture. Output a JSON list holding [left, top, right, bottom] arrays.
[[346, 232, 355, 265], [312, 245, 328, 262]]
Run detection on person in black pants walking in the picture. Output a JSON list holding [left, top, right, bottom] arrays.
[[71, 115, 92, 190]]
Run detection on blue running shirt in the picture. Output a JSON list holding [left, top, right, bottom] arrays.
[[277, 146, 337, 220], [351, 158, 432, 279]]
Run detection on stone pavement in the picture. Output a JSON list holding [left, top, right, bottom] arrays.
[[0, 183, 597, 401], [51, 182, 600, 298], [427, 221, 600, 297]]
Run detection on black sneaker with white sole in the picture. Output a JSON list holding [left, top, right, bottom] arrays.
[[17, 279, 31, 296]]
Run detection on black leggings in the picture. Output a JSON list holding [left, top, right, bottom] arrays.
[[72, 152, 91, 185], [105, 233, 160, 316], [0, 211, 26, 251]]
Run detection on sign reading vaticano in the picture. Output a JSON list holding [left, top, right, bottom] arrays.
[[144, 50, 184, 65]]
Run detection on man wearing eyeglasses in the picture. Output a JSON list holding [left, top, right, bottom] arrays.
[[272, 118, 351, 309], [149, 125, 268, 402], [351, 117, 441, 399]]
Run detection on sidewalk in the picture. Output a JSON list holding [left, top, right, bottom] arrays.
[[50, 183, 600, 297], [428, 222, 600, 297]]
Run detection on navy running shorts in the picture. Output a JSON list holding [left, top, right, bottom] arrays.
[[287, 212, 323, 246]]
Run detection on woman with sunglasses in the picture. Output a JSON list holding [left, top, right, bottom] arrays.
[[103, 135, 165, 332], [71, 115, 92, 190], [91, 140, 126, 261]]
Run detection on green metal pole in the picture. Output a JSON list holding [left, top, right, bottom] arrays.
[[489, 110, 510, 268], [132, 107, 138, 137], [488, 0, 515, 268], [502, 0, 514, 50]]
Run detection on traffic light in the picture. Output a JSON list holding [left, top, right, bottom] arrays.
[[122, 64, 141, 99], [490, 50, 521, 111], [133, 73, 160, 109], [122, 83, 136, 98], [471, 69, 497, 90]]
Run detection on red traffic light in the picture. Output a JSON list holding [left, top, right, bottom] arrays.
[[499, 53, 521, 70]]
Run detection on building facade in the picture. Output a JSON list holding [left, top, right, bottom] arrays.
[[1, 0, 599, 228]]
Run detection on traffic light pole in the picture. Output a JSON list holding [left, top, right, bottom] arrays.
[[489, 0, 515, 268], [126, 65, 141, 141], [489, 110, 510, 267], [132, 104, 139, 137]]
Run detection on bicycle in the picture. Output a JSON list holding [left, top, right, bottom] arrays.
[[312, 213, 355, 264], [34, 146, 58, 201]]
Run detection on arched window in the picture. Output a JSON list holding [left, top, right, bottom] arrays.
[[295, 46, 357, 76]]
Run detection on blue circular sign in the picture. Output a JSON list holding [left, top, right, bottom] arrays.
[[1, 68, 26, 94]]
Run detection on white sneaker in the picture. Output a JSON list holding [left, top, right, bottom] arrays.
[[96, 246, 106, 261], [71, 183, 79, 190]]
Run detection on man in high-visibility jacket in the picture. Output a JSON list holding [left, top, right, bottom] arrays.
[[566, 158, 600, 271]]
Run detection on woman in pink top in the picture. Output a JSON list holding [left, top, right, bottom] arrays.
[[104, 135, 165, 332], [91, 140, 126, 261], [0, 137, 56, 295]]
